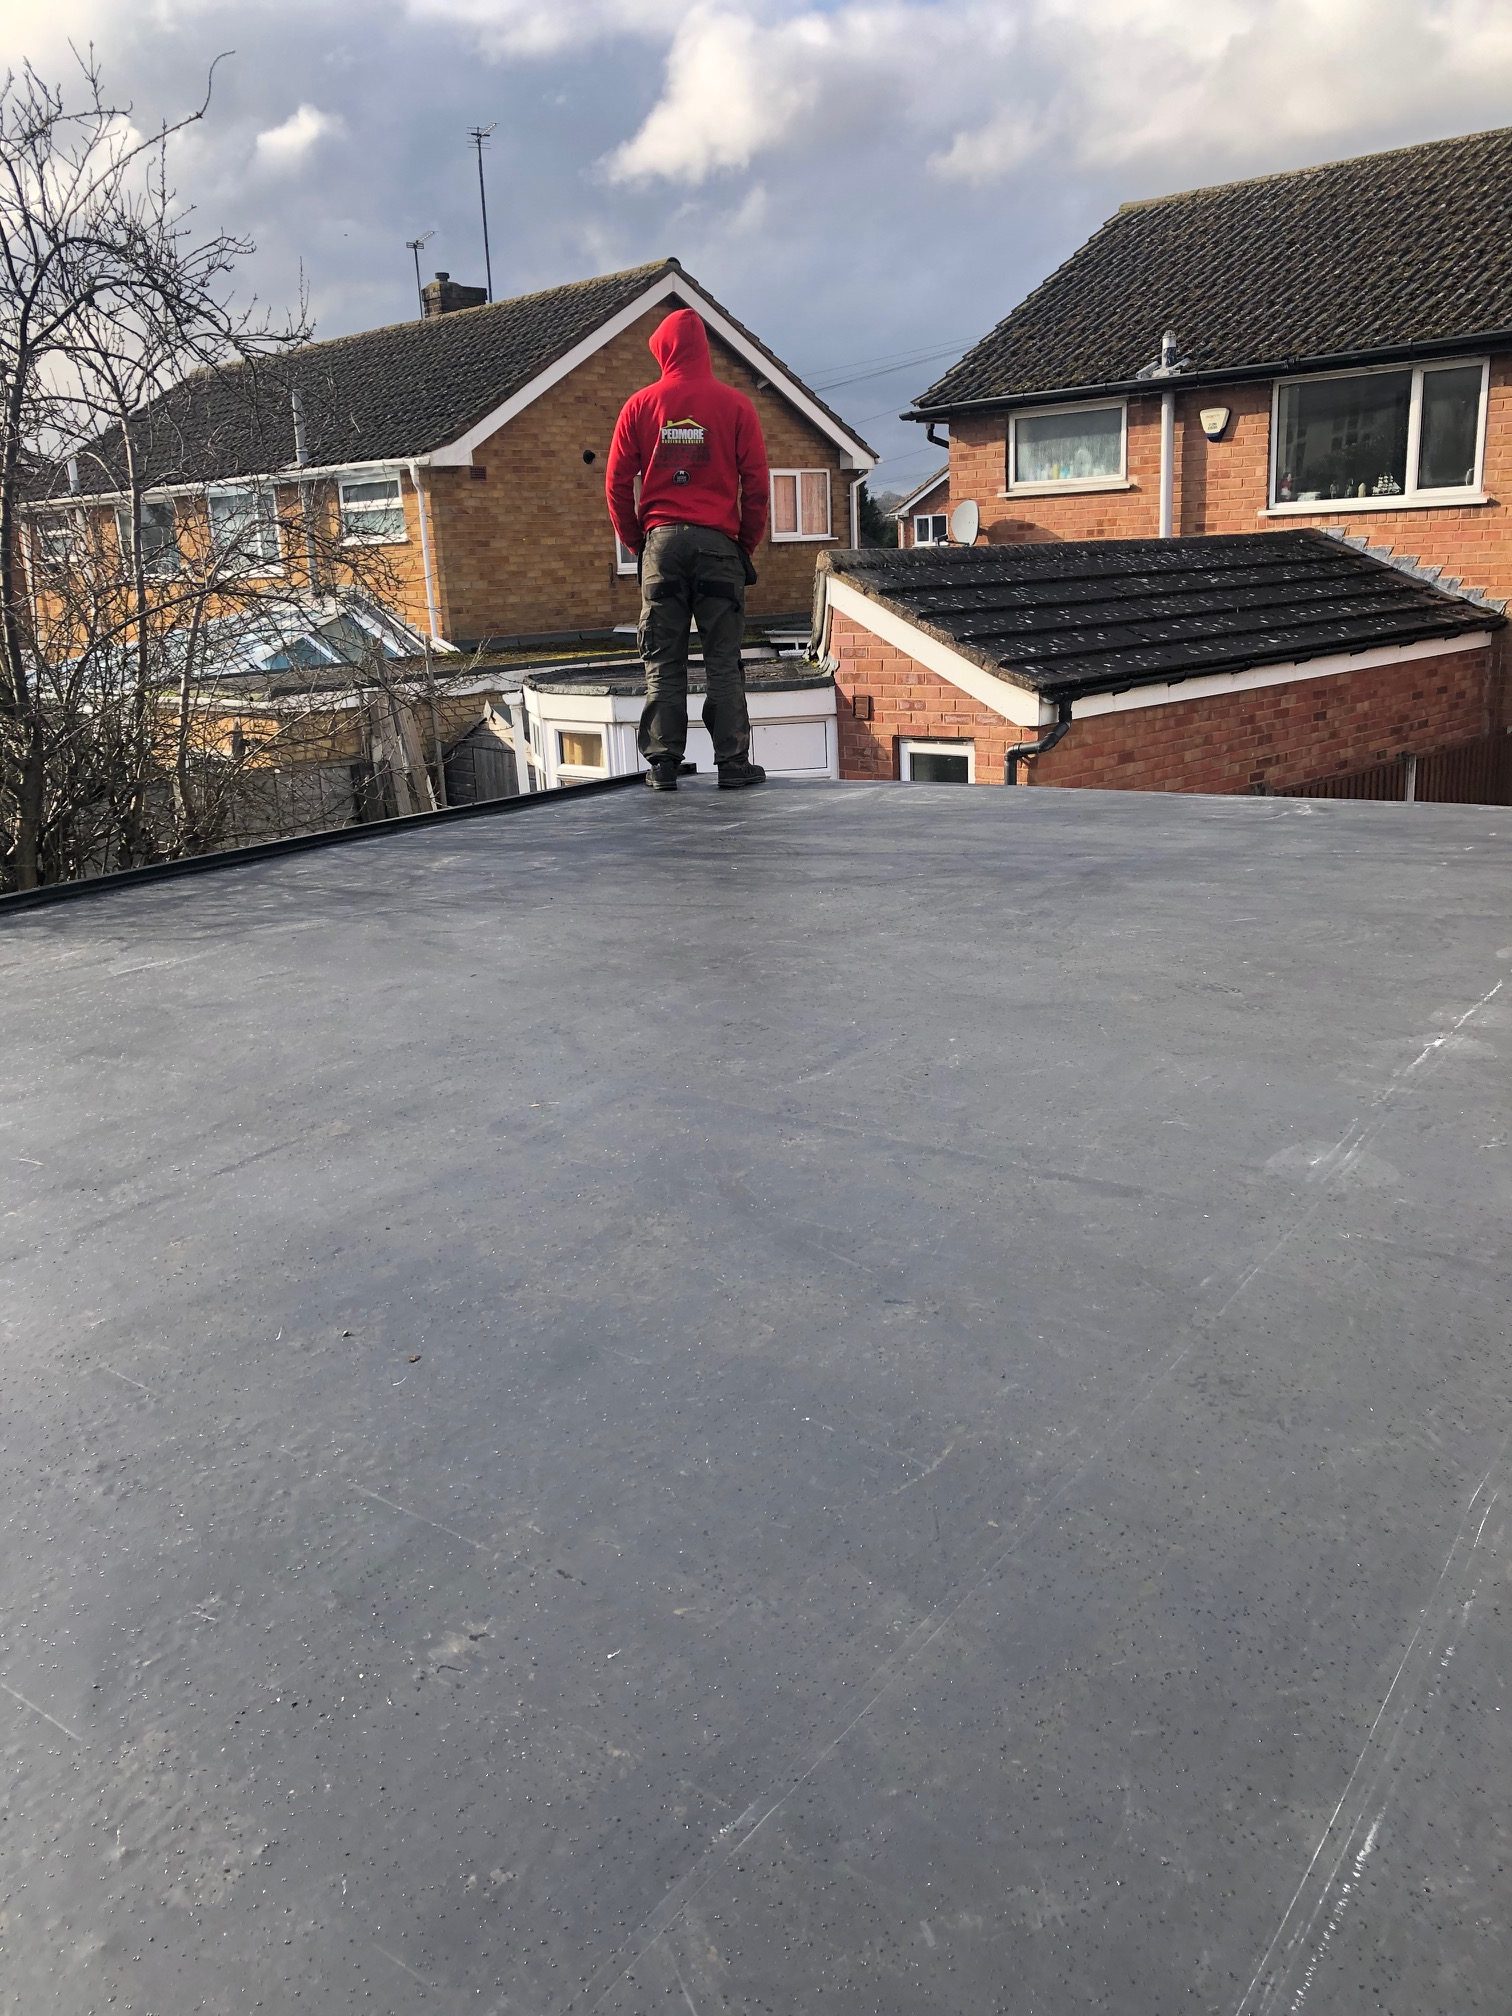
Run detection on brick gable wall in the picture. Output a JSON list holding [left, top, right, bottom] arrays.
[[897, 477, 950, 547], [948, 355, 1512, 607], [830, 610, 1495, 793], [426, 306, 854, 642]]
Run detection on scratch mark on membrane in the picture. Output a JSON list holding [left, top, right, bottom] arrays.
[[0, 1679, 82, 1743]]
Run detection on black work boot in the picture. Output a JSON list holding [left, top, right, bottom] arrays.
[[644, 760, 679, 791], [717, 758, 767, 790]]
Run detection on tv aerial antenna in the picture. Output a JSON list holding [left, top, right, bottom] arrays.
[[467, 123, 497, 301], [405, 229, 436, 315]]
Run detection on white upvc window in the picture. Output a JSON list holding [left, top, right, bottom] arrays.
[[115, 498, 181, 576], [901, 738, 975, 783], [338, 473, 407, 544], [1270, 359, 1488, 509], [32, 512, 77, 574], [556, 728, 606, 773], [913, 512, 948, 545], [1008, 400, 1127, 493], [770, 468, 832, 540], [615, 474, 642, 574], [208, 485, 281, 573]]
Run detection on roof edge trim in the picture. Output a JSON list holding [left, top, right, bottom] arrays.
[[429, 272, 878, 470]]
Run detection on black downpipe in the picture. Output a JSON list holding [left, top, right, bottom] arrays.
[[926, 423, 949, 450], [1005, 701, 1073, 785]]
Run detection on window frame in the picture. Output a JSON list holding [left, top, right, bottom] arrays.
[[1006, 398, 1129, 496], [769, 467, 833, 542], [1267, 358, 1490, 512], [114, 497, 182, 577], [913, 512, 949, 546], [338, 472, 408, 546], [31, 510, 79, 576], [900, 737, 976, 784], [207, 483, 282, 575], [555, 726, 607, 775]]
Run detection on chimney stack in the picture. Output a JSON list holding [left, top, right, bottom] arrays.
[[422, 270, 488, 319]]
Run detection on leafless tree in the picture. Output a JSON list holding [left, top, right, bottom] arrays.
[[1, 54, 475, 890]]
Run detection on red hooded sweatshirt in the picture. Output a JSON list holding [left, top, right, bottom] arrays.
[[606, 309, 770, 556]]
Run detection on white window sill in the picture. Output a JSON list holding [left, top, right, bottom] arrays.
[[341, 533, 410, 547], [1263, 493, 1490, 516], [999, 479, 1136, 498], [771, 532, 832, 543]]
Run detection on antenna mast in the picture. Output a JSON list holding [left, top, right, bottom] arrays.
[[405, 229, 436, 315], [466, 123, 497, 301]]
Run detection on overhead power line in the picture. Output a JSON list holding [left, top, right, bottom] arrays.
[[810, 343, 969, 394]]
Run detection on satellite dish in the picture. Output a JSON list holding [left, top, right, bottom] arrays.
[[950, 499, 979, 546]]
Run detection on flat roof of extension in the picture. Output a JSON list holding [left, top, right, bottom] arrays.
[[2, 780, 1509, 2013]]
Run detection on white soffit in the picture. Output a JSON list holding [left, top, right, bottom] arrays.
[[1070, 629, 1498, 716], [429, 274, 876, 471]]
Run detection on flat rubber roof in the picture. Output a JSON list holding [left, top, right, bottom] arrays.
[[2, 779, 1509, 2013]]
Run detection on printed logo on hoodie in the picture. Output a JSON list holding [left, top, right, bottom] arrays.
[[656, 416, 709, 466]]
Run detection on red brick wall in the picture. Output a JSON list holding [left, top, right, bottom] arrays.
[[830, 609, 1495, 793], [1035, 645, 1495, 794], [948, 356, 1512, 605]]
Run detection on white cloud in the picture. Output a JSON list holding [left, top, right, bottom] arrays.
[[582, 0, 1512, 191], [405, 0, 684, 59], [254, 102, 343, 171]]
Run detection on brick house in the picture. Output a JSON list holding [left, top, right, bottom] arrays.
[[907, 128, 1512, 614], [31, 258, 875, 651], [814, 533, 1504, 794], [891, 466, 950, 548]]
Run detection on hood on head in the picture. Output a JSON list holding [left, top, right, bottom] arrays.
[[649, 308, 712, 378]]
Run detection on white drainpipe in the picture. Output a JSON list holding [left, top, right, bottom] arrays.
[[849, 475, 863, 547], [1159, 389, 1175, 538]]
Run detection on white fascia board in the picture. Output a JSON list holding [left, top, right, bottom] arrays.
[[892, 468, 950, 516], [428, 273, 877, 472], [1071, 629, 1498, 718], [819, 575, 1047, 728]]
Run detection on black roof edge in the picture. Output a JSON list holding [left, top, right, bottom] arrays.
[[905, 329, 1512, 421], [0, 772, 642, 919]]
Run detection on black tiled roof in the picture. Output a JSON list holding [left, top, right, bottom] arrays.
[[61, 260, 870, 498], [915, 127, 1512, 413], [821, 533, 1501, 702]]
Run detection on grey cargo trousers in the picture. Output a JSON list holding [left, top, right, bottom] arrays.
[[637, 523, 752, 769]]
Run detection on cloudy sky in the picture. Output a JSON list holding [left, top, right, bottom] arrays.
[[5, 0, 1512, 492]]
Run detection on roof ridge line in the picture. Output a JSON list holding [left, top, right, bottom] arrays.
[[1114, 123, 1512, 214]]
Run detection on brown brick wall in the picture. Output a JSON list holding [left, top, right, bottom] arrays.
[[948, 355, 1512, 605], [426, 303, 855, 641], [830, 610, 1496, 793]]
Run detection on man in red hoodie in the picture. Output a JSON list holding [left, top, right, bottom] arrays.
[[606, 308, 769, 790]]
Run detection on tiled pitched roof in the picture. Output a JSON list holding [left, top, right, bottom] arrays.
[[61, 260, 871, 497], [821, 533, 1501, 702], [915, 127, 1512, 413]]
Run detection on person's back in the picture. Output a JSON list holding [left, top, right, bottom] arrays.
[[606, 310, 770, 791]]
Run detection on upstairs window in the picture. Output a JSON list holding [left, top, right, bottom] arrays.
[[115, 499, 181, 576], [1272, 361, 1487, 507], [32, 514, 77, 575], [1009, 402, 1126, 491], [338, 474, 406, 544], [771, 469, 832, 540], [208, 486, 280, 572], [913, 513, 948, 545]]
